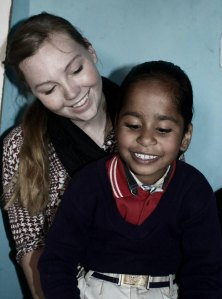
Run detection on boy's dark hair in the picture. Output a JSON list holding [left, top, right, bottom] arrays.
[[119, 60, 193, 133]]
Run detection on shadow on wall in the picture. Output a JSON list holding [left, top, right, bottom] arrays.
[[109, 64, 135, 85], [215, 188, 222, 233]]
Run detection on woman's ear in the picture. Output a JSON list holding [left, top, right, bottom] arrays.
[[84, 38, 97, 63], [180, 123, 193, 152]]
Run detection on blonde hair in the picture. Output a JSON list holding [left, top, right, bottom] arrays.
[[5, 100, 50, 215]]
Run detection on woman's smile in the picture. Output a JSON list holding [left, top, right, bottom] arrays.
[[69, 90, 90, 109]]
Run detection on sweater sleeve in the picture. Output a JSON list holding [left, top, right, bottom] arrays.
[[38, 171, 96, 299], [179, 172, 222, 299]]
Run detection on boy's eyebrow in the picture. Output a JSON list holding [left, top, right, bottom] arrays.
[[157, 115, 179, 123], [35, 54, 81, 89], [121, 111, 179, 123], [120, 111, 142, 118]]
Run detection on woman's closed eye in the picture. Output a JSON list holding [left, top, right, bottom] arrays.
[[44, 86, 56, 95], [71, 65, 83, 75]]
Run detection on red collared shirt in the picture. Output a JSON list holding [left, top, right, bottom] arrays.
[[106, 155, 176, 225]]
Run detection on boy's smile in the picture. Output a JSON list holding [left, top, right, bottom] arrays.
[[117, 80, 192, 185]]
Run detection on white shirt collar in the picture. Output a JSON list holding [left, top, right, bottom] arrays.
[[130, 165, 171, 193]]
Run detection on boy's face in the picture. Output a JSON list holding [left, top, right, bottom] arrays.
[[116, 80, 192, 185]]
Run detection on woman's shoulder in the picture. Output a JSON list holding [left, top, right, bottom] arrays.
[[3, 125, 23, 150], [2, 126, 23, 184]]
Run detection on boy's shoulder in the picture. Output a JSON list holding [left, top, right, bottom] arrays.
[[175, 160, 213, 191], [177, 159, 205, 176]]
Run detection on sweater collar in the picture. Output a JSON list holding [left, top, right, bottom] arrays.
[[107, 155, 176, 198]]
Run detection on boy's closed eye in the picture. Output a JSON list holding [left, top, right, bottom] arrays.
[[157, 128, 172, 134], [125, 123, 141, 130]]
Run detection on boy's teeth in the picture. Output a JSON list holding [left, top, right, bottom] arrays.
[[135, 153, 157, 160]]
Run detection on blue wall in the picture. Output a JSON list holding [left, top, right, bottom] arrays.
[[1, 0, 222, 298]]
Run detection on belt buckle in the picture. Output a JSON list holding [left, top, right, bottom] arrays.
[[120, 274, 149, 288]]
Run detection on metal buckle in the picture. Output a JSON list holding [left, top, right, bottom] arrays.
[[119, 274, 149, 288]]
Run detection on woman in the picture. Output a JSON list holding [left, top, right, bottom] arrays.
[[3, 12, 119, 299]]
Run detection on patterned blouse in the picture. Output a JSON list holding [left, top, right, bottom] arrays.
[[2, 125, 116, 263]]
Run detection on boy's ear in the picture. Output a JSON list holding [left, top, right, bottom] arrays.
[[180, 123, 193, 152]]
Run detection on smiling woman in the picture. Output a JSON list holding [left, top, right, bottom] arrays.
[[19, 33, 103, 126], [2, 12, 119, 299]]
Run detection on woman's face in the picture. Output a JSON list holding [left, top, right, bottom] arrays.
[[19, 32, 103, 124]]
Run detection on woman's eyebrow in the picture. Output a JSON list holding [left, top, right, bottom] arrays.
[[64, 54, 81, 72], [35, 80, 54, 89]]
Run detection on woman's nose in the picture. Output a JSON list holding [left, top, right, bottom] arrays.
[[63, 80, 80, 100], [137, 130, 157, 146]]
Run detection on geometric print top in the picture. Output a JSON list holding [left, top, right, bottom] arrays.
[[2, 125, 116, 262]]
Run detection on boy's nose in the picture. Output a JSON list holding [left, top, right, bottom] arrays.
[[137, 130, 157, 146]]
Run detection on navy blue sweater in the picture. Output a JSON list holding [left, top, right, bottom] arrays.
[[39, 158, 222, 299]]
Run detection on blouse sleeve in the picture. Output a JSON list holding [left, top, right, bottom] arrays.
[[2, 126, 68, 263]]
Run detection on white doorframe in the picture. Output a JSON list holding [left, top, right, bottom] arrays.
[[0, 0, 12, 128]]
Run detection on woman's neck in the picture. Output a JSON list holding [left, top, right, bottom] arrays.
[[72, 94, 108, 147]]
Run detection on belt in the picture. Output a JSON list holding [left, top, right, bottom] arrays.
[[91, 271, 175, 289]]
